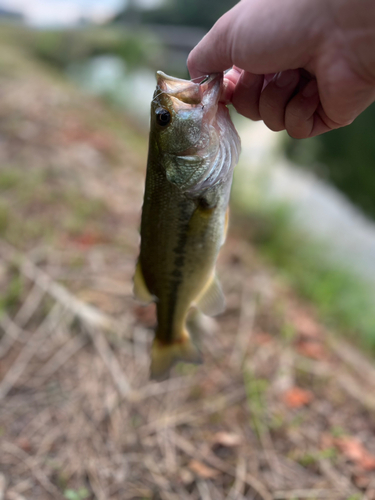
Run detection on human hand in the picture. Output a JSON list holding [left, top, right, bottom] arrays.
[[188, 0, 375, 138]]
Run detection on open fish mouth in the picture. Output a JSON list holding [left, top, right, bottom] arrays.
[[199, 73, 222, 108], [155, 71, 222, 107]]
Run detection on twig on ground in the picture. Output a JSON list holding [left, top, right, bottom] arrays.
[[86, 325, 132, 399], [30, 334, 87, 388], [13, 283, 45, 327], [226, 456, 246, 500], [0, 303, 63, 399], [85, 457, 108, 500], [272, 347, 295, 393], [207, 480, 226, 500], [295, 355, 375, 410], [196, 480, 212, 500], [0, 240, 122, 334], [21, 408, 52, 441], [143, 455, 175, 498], [140, 386, 246, 436], [0, 313, 27, 359], [230, 283, 256, 369], [273, 489, 340, 499], [329, 336, 375, 387], [157, 425, 177, 476], [1, 441, 64, 499], [172, 432, 273, 500], [318, 458, 360, 497], [0, 473, 6, 500]]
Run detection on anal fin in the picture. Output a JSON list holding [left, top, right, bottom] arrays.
[[195, 273, 225, 317], [133, 260, 153, 304]]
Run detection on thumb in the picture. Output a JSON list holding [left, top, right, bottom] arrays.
[[188, 0, 320, 80], [188, 7, 238, 79]]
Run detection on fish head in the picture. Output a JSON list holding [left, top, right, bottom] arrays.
[[151, 71, 221, 154], [149, 71, 240, 194]]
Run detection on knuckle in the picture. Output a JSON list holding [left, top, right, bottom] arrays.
[[259, 96, 281, 114], [265, 121, 285, 132], [241, 109, 262, 121], [287, 126, 308, 139], [261, 107, 285, 131], [233, 102, 261, 121]]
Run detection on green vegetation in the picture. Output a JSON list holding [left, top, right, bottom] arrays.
[[244, 369, 269, 438], [0, 162, 111, 248], [64, 489, 90, 500], [0, 269, 23, 314], [115, 0, 238, 30], [232, 189, 375, 349], [0, 23, 162, 71], [286, 103, 375, 220], [29, 27, 162, 70]]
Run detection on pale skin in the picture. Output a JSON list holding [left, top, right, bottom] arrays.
[[188, 0, 375, 138]]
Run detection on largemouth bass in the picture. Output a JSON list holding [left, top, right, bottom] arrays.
[[134, 71, 241, 379]]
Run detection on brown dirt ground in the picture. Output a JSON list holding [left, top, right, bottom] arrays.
[[1, 45, 375, 500]]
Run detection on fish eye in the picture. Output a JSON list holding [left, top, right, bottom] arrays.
[[156, 108, 171, 127]]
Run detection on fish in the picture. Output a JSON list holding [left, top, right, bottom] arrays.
[[134, 71, 241, 379]]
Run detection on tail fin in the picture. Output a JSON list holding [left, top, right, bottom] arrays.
[[150, 329, 202, 380]]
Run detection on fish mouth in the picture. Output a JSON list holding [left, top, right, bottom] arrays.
[[199, 73, 222, 107], [155, 71, 222, 107]]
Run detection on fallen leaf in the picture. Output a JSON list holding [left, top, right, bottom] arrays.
[[336, 437, 375, 471], [15, 437, 32, 453], [353, 473, 371, 489], [282, 387, 314, 408], [289, 308, 322, 338], [213, 432, 242, 447], [254, 332, 273, 345], [188, 460, 220, 479], [69, 231, 104, 248], [296, 340, 327, 360]]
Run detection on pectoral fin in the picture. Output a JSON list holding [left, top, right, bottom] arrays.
[[196, 273, 225, 317], [222, 207, 229, 245], [133, 260, 153, 304]]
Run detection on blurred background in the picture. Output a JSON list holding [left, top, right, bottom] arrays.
[[1, 1, 375, 499]]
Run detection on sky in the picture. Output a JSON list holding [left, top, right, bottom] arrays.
[[0, 0, 162, 26]]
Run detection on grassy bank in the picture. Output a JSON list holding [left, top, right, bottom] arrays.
[[2, 30, 375, 500], [232, 175, 375, 350], [0, 22, 162, 71]]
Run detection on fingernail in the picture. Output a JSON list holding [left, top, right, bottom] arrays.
[[302, 80, 318, 97], [240, 71, 259, 88], [275, 70, 296, 88]]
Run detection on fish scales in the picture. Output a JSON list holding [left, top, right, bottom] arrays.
[[134, 71, 241, 379]]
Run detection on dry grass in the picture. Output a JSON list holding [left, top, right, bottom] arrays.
[[1, 42, 375, 500]]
